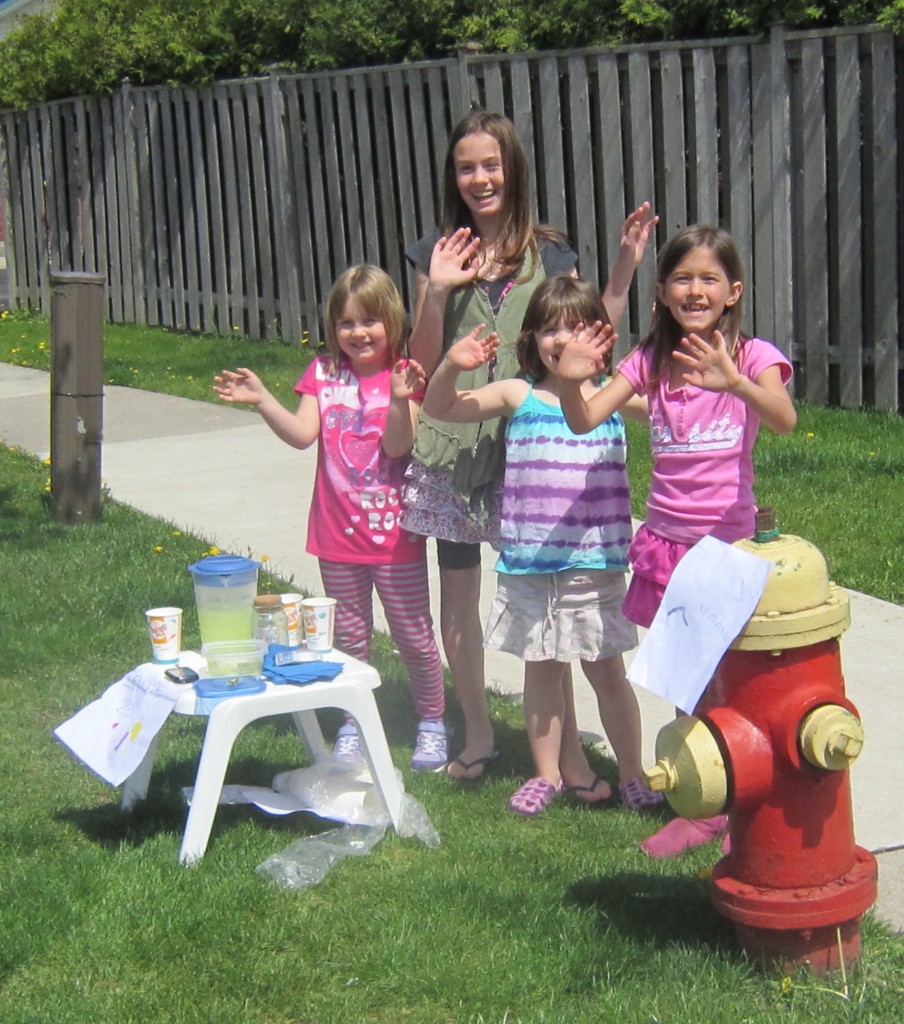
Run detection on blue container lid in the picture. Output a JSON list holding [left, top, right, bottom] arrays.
[[187, 554, 260, 586]]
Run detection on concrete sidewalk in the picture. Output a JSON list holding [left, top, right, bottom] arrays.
[[2, 361, 902, 933]]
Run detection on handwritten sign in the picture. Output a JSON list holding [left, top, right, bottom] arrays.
[[627, 535, 772, 713], [54, 665, 184, 786]]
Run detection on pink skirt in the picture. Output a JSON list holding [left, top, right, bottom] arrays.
[[622, 525, 693, 628]]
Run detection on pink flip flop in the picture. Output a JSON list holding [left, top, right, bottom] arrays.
[[508, 777, 563, 815]]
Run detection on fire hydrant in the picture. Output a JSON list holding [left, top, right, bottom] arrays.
[[644, 512, 877, 973]]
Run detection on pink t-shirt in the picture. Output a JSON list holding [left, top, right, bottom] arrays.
[[295, 357, 425, 564], [618, 338, 792, 545]]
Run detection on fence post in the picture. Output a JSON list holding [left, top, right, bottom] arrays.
[[455, 43, 482, 118], [49, 271, 106, 524], [769, 22, 794, 355]]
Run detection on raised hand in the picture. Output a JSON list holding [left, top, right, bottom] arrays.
[[556, 321, 616, 382], [673, 331, 741, 392], [390, 357, 427, 399], [213, 367, 264, 405], [445, 324, 500, 370], [618, 202, 659, 269], [428, 228, 481, 290]]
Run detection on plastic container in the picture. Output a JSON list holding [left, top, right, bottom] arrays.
[[188, 554, 260, 644], [251, 594, 289, 647], [201, 639, 267, 677]]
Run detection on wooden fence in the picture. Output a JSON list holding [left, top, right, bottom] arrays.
[[0, 23, 901, 411]]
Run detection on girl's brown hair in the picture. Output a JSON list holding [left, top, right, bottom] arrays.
[[516, 276, 610, 381], [324, 265, 407, 372], [441, 111, 563, 279], [644, 224, 746, 381]]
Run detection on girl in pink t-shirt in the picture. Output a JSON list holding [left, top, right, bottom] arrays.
[[558, 225, 797, 855], [214, 265, 448, 772]]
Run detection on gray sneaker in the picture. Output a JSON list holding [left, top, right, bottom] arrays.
[[333, 723, 364, 760], [411, 720, 448, 772]]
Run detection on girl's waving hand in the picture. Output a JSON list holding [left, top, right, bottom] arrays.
[[445, 323, 500, 371], [556, 321, 615, 382], [390, 357, 427, 400], [429, 228, 482, 290]]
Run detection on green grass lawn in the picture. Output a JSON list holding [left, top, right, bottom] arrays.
[[2, 312, 904, 1022]]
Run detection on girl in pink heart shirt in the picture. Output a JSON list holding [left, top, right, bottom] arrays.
[[214, 265, 448, 771]]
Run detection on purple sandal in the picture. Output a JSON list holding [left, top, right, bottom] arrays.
[[508, 777, 563, 816]]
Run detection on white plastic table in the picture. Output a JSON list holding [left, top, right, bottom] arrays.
[[120, 650, 405, 864]]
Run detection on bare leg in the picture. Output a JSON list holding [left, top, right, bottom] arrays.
[[581, 654, 644, 783], [522, 660, 569, 785], [559, 669, 613, 801], [440, 564, 495, 779]]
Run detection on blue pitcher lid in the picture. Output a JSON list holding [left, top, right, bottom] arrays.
[[187, 554, 260, 576]]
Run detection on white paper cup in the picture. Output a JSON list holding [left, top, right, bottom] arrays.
[[281, 592, 304, 647], [301, 597, 336, 652], [146, 607, 182, 664]]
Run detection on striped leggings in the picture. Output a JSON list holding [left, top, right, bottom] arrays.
[[318, 558, 445, 720]]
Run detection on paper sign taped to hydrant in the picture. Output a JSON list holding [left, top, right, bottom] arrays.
[[628, 535, 772, 713]]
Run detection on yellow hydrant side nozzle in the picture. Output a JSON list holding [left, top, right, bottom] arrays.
[[643, 761, 675, 793], [646, 715, 729, 819], [799, 705, 865, 771]]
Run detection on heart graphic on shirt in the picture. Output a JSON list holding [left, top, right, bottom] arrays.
[[371, 535, 386, 545], [344, 527, 355, 535], [350, 515, 360, 524], [339, 430, 381, 473]]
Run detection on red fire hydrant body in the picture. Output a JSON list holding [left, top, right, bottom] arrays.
[[645, 520, 878, 973], [705, 641, 877, 972]]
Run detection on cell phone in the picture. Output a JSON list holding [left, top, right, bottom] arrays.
[[165, 665, 200, 684]]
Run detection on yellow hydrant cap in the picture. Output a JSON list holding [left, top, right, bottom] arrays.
[[643, 715, 728, 819]]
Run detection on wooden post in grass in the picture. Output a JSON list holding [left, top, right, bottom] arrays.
[[50, 271, 106, 524]]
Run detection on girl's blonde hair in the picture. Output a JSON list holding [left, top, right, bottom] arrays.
[[516, 276, 610, 381], [441, 111, 563, 279], [645, 224, 746, 381], [324, 264, 407, 371]]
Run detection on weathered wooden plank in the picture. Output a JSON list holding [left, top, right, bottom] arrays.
[[405, 67, 437, 245], [121, 86, 145, 324], [510, 57, 538, 224], [832, 35, 863, 408], [750, 42, 776, 346], [482, 63, 505, 116], [692, 48, 718, 225], [201, 86, 231, 333], [769, 24, 794, 357], [368, 70, 402, 286], [173, 88, 201, 331], [112, 88, 135, 322], [134, 92, 160, 326], [185, 88, 211, 333], [215, 83, 243, 332], [868, 33, 898, 410], [230, 84, 259, 336], [158, 90, 183, 327], [567, 56, 597, 275], [626, 51, 656, 339], [350, 74, 381, 264], [537, 57, 567, 230], [246, 82, 277, 338], [658, 49, 687, 237], [798, 38, 830, 404], [283, 81, 319, 335], [316, 76, 349, 275], [388, 70, 418, 276], [332, 75, 363, 267], [300, 76, 333, 314], [724, 47, 753, 299], [266, 74, 301, 343]]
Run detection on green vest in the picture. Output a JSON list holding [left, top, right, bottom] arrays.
[[413, 247, 546, 498]]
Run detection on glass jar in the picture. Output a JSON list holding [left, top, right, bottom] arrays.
[[251, 594, 289, 647]]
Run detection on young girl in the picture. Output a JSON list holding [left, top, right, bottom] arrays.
[[213, 265, 448, 772], [416, 275, 659, 814], [403, 109, 657, 780], [558, 225, 797, 850]]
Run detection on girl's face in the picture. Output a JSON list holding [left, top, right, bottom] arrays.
[[334, 301, 390, 375], [535, 318, 575, 377], [656, 245, 743, 341], [453, 132, 506, 228]]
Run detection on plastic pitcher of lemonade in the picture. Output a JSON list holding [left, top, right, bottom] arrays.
[[187, 554, 260, 644]]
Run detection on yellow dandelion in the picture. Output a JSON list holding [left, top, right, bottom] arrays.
[[153, 545, 164, 553], [171, 529, 183, 537], [37, 340, 46, 350], [232, 325, 240, 331], [779, 975, 792, 995], [806, 432, 815, 438], [1, 309, 10, 319], [207, 546, 221, 556], [42, 457, 51, 467]]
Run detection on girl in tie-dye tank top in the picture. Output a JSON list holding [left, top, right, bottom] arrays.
[[418, 275, 662, 816]]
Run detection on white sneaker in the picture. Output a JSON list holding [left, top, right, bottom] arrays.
[[333, 723, 364, 760], [411, 720, 448, 772]]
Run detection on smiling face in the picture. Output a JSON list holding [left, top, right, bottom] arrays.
[[656, 245, 743, 341], [334, 301, 390, 376], [453, 132, 506, 231], [534, 318, 574, 377]]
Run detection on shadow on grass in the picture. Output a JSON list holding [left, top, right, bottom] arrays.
[[54, 755, 334, 852], [565, 871, 739, 957]]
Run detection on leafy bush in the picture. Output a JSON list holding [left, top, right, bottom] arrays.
[[0, 0, 896, 108]]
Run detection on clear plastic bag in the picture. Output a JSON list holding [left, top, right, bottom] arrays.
[[254, 758, 440, 889]]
